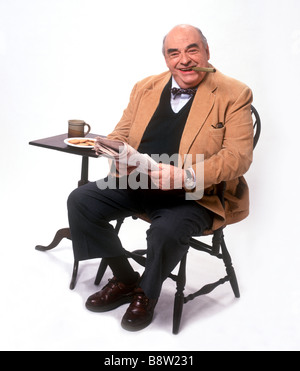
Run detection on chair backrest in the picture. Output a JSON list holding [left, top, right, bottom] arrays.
[[251, 105, 261, 149]]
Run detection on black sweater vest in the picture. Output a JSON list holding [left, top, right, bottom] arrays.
[[137, 79, 194, 165]]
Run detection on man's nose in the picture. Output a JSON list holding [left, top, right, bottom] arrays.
[[179, 51, 191, 65]]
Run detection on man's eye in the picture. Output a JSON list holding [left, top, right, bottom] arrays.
[[188, 49, 199, 54], [169, 52, 180, 58]]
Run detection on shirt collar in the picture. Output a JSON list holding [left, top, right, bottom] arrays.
[[171, 77, 180, 89]]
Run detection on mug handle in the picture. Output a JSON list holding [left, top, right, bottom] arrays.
[[84, 123, 91, 136]]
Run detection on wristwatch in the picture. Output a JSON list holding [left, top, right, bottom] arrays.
[[184, 169, 196, 190]]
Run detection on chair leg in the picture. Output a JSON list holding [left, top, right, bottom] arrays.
[[228, 266, 240, 298], [69, 260, 79, 290], [172, 253, 187, 335], [221, 239, 240, 298], [94, 259, 108, 286], [115, 218, 125, 234]]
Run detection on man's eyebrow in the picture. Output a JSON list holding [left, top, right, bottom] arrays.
[[167, 43, 201, 54], [186, 43, 200, 49], [167, 48, 179, 54]]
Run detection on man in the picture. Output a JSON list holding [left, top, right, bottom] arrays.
[[67, 24, 253, 332]]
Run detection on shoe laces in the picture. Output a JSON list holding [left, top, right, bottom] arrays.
[[104, 277, 122, 290]]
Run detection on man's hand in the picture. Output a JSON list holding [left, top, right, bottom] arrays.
[[150, 163, 185, 190], [114, 159, 137, 176]]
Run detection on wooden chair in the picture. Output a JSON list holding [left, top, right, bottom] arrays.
[[72, 105, 261, 334]]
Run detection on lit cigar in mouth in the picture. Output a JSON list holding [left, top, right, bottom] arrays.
[[192, 67, 216, 73]]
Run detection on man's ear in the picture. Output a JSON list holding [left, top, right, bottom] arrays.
[[206, 45, 210, 60]]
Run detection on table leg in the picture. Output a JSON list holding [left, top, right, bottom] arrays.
[[35, 228, 71, 251], [69, 260, 79, 290], [36, 156, 89, 248], [36, 155, 90, 288], [78, 156, 89, 187]]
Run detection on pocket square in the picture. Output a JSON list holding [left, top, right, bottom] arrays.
[[212, 122, 224, 129]]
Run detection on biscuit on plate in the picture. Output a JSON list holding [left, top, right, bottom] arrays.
[[69, 139, 81, 144]]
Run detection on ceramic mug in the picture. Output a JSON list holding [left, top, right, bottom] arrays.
[[68, 119, 91, 138]]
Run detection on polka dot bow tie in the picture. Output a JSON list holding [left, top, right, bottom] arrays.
[[170, 87, 197, 98]]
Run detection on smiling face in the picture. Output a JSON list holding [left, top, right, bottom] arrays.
[[163, 25, 210, 89]]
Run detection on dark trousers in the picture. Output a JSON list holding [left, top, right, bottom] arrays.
[[67, 179, 212, 298]]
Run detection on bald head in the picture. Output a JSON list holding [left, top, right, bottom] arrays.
[[162, 25, 208, 56]]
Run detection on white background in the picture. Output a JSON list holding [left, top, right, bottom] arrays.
[[1, 0, 300, 351]]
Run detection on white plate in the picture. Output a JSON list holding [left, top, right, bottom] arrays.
[[64, 137, 96, 149]]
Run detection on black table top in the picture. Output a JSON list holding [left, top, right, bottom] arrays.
[[29, 133, 101, 158]]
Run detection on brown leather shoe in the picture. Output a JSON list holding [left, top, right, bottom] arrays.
[[121, 288, 158, 332], [85, 275, 140, 313]]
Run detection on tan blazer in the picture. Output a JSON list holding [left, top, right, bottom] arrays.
[[108, 68, 253, 232]]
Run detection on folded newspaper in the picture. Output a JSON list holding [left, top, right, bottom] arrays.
[[94, 137, 159, 174]]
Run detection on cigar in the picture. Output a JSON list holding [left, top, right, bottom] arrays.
[[192, 67, 216, 73]]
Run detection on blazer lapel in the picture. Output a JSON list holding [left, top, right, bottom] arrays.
[[179, 73, 218, 158]]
